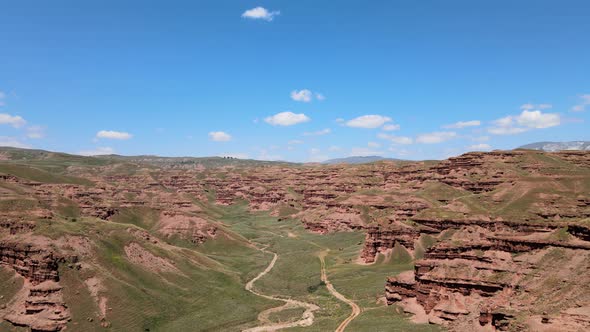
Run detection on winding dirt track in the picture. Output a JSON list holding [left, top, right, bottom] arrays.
[[319, 251, 362, 332], [242, 249, 319, 332]]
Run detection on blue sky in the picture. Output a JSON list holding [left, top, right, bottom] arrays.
[[1, 0, 589, 161]]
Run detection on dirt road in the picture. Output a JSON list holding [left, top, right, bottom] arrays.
[[319, 251, 361, 332], [243, 249, 319, 332]]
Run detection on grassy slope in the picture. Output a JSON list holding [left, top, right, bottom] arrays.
[[26, 212, 278, 332]]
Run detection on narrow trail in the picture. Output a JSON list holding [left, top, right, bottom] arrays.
[[319, 251, 362, 332], [242, 248, 319, 332]]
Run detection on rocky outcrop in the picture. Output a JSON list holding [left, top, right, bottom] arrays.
[[4, 280, 70, 332], [156, 211, 217, 245], [0, 242, 60, 284], [385, 224, 590, 331], [0, 242, 71, 331], [361, 223, 421, 263]]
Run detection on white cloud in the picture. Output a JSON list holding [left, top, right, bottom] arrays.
[[516, 110, 560, 128], [571, 94, 590, 112], [469, 143, 492, 151], [328, 146, 341, 152], [96, 130, 132, 140], [288, 139, 304, 145], [265, 111, 310, 126], [335, 118, 345, 123], [443, 120, 481, 129], [209, 131, 232, 142], [290, 89, 325, 102], [345, 115, 392, 129], [416, 131, 457, 144], [377, 133, 413, 145], [382, 124, 400, 131], [488, 108, 560, 135], [0, 113, 26, 128], [291, 89, 313, 102], [0, 91, 5, 106], [0, 136, 31, 148], [303, 128, 331, 136], [78, 147, 115, 156], [26, 125, 46, 139], [242, 7, 280, 21]]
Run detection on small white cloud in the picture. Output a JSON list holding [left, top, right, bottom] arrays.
[[265, 111, 310, 126], [0, 136, 31, 148], [416, 131, 457, 144], [26, 125, 46, 139], [291, 89, 313, 102], [443, 120, 481, 129], [242, 7, 280, 21], [328, 145, 341, 152], [493, 116, 514, 128], [96, 130, 132, 140], [78, 147, 115, 156], [0, 91, 5, 106], [469, 143, 492, 151], [516, 110, 560, 128], [377, 133, 413, 145], [571, 94, 590, 112], [209, 131, 232, 142], [303, 128, 331, 136], [345, 115, 392, 129], [382, 124, 400, 131], [0, 113, 26, 128], [335, 118, 345, 123], [488, 108, 560, 135], [290, 89, 325, 102], [288, 139, 304, 145]]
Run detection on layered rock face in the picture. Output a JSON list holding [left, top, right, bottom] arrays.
[[4, 280, 71, 332], [0, 242, 60, 284], [0, 241, 70, 331], [385, 224, 590, 331]]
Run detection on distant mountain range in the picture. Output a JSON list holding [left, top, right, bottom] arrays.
[[518, 141, 590, 152], [322, 156, 402, 165], [0, 147, 294, 169]]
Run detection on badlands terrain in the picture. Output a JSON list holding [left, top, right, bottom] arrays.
[[0, 146, 589, 331]]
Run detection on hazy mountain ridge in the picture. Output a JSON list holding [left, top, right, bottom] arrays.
[[519, 141, 590, 152], [322, 156, 402, 164]]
